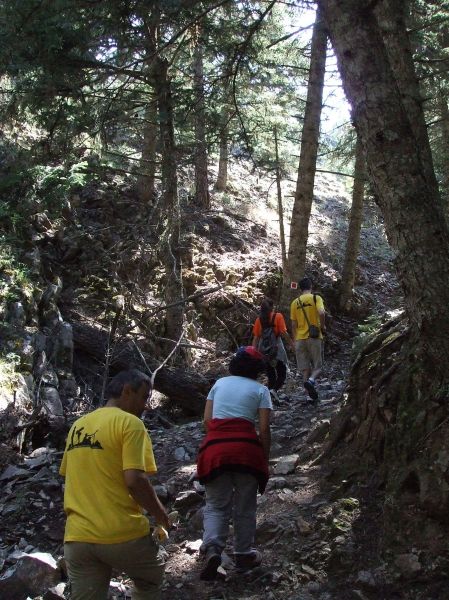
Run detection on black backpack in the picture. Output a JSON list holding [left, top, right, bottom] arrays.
[[259, 314, 278, 361]]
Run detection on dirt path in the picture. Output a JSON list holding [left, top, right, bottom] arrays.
[[150, 328, 357, 600]]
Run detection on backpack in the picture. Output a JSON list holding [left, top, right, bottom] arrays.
[[258, 314, 278, 361]]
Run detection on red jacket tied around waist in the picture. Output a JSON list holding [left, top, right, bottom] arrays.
[[197, 417, 269, 494]]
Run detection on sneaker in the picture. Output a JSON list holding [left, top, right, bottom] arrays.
[[304, 379, 319, 401], [235, 550, 262, 573], [269, 389, 281, 406], [200, 545, 222, 581]]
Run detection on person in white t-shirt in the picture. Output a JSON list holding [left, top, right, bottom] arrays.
[[197, 347, 272, 580]]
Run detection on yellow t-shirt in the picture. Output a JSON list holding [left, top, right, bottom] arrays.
[[59, 407, 157, 544], [290, 293, 325, 340]]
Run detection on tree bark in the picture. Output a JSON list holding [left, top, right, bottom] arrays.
[[319, 0, 449, 360], [281, 6, 327, 309], [339, 134, 366, 311], [373, 0, 439, 200], [215, 110, 229, 191], [318, 0, 449, 524], [438, 89, 449, 208], [274, 125, 288, 278], [193, 28, 210, 208], [154, 56, 185, 347], [138, 98, 157, 203], [72, 322, 210, 413]]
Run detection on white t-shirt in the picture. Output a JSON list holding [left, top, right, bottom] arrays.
[[207, 375, 272, 424]]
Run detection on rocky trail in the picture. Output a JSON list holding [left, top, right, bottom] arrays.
[[0, 341, 361, 600], [0, 165, 406, 599]]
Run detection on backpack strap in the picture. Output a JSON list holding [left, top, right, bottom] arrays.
[[298, 299, 311, 328]]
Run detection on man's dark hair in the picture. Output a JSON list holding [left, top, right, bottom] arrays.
[[105, 369, 151, 400], [229, 353, 266, 380], [299, 277, 312, 291]]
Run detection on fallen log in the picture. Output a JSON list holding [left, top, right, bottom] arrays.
[[72, 322, 212, 414]]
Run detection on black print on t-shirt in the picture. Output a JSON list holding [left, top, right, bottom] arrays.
[[67, 425, 103, 451]]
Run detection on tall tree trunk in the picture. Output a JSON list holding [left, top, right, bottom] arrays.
[[193, 28, 210, 208], [141, 5, 184, 350], [319, 0, 449, 349], [154, 57, 184, 347], [138, 98, 157, 203], [215, 107, 229, 191], [339, 134, 366, 311], [318, 0, 449, 522], [281, 6, 327, 309], [438, 89, 449, 207], [274, 126, 288, 278], [373, 0, 439, 199]]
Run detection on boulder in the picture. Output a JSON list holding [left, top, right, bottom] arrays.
[[173, 490, 203, 511], [0, 552, 60, 600], [41, 306, 63, 329], [54, 323, 74, 370], [394, 553, 421, 578], [40, 387, 63, 417], [272, 455, 299, 475], [255, 519, 281, 544], [173, 447, 190, 461], [306, 420, 330, 444], [40, 281, 62, 309], [59, 377, 79, 405], [188, 506, 204, 532], [13, 374, 32, 409], [8, 302, 26, 327]]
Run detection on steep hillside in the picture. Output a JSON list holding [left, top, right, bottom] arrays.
[[0, 158, 404, 600]]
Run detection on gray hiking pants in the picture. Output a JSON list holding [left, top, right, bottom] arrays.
[[202, 471, 258, 554]]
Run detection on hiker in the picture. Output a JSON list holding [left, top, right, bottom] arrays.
[[60, 369, 169, 600], [197, 346, 272, 580], [290, 277, 326, 401], [252, 297, 294, 403]]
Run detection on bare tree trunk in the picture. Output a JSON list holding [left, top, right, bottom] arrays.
[[72, 322, 210, 413], [438, 89, 449, 208], [319, 0, 449, 347], [373, 0, 439, 199], [193, 28, 210, 208], [141, 5, 184, 350], [274, 126, 288, 278], [339, 134, 366, 311], [138, 98, 157, 203], [318, 0, 449, 522], [215, 110, 229, 191], [281, 6, 327, 309], [154, 57, 184, 347]]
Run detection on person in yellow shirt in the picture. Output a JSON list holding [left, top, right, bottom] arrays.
[[60, 369, 169, 600], [290, 277, 326, 402]]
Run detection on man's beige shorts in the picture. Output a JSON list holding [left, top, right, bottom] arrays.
[[295, 339, 323, 371]]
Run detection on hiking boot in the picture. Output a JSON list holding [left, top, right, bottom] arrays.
[[234, 550, 262, 573], [304, 379, 319, 401], [200, 545, 222, 581]]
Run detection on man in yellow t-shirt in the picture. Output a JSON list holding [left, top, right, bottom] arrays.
[[290, 277, 326, 402], [60, 369, 169, 600]]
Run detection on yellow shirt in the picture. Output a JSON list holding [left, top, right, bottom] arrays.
[[60, 407, 157, 544], [290, 293, 325, 340]]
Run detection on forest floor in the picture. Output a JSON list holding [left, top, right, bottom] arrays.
[[1, 161, 425, 600]]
